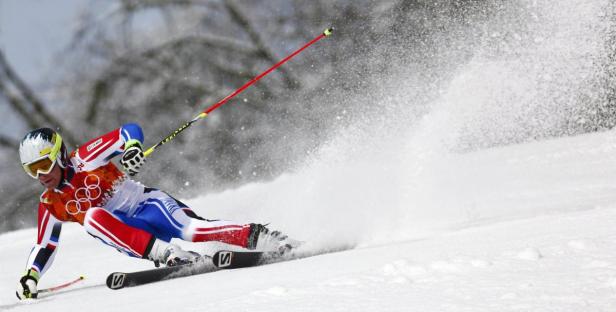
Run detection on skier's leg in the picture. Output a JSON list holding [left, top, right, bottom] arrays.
[[180, 214, 300, 252], [84, 207, 199, 266], [127, 190, 252, 247], [126, 190, 299, 252], [172, 200, 300, 252], [82, 207, 155, 258], [181, 214, 252, 247]]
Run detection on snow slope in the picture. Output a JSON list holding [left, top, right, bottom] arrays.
[[1, 129, 616, 311], [1, 1, 614, 310]]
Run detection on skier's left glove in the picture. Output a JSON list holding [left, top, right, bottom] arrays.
[[16, 269, 39, 300], [120, 140, 146, 176]]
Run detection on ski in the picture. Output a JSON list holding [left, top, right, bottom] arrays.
[[106, 251, 281, 289], [211, 248, 330, 269], [106, 258, 216, 290], [105, 251, 267, 290], [212, 250, 268, 269], [106, 246, 352, 290]]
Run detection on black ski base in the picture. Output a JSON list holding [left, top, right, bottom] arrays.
[[106, 247, 349, 290], [106, 258, 216, 290], [106, 251, 269, 290], [212, 250, 269, 269]]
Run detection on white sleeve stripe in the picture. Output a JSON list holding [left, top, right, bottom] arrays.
[[38, 209, 49, 242], [122, 129, 132, 141], [83, 139, 115, 162], [77, 139, 125, 171], [39, 212, 60, 246]]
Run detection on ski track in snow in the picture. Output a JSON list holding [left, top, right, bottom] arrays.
[[1, 131, 616, 311]]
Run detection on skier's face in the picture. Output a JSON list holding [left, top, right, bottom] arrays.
[[38, 163, 61, 190]]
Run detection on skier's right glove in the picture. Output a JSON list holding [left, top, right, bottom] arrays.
[[16, 269, 39, 300], [120, 140, 146, 176]]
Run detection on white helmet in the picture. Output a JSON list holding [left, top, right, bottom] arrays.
[[19, 128, 68, 179]]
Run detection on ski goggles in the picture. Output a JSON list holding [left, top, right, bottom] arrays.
[[23, 155, 57, 179], [22, 134, 62, 179]]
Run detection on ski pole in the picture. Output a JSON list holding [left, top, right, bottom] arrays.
[[39, 276, 85, 294], [143, 27, 334, 157]]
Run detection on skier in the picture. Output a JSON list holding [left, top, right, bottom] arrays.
[[16, 124, 295, 299]]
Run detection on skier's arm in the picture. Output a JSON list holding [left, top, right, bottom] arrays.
[[26, 204, 62, 276], [118, 123, 146, 176], [17, 204, 62, 299], [74, 123, 145, 172], [118, 122, 145, 151]]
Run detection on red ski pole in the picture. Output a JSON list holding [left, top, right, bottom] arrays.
[[144, 27, 334, 157], [39, 276, 85, 294]]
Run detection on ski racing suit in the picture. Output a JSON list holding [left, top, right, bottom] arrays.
[[26, 123, 253, 278]]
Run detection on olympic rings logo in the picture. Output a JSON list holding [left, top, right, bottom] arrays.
[[65, 174, 102, 215]]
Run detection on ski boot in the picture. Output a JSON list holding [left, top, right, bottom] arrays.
[[246, 224, 301, 255], [148, 240, 201, 267]]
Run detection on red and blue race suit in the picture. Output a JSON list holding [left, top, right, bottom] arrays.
[[26, 123, 252, 277]]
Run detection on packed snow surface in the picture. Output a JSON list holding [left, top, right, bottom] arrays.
[[1, 129, 616, 311]]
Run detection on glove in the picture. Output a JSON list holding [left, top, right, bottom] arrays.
[[120, 140, 146, 176], [16, 269, 39, 300]]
